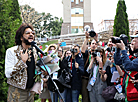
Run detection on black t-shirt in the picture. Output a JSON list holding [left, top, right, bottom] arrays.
[[82, 50, 90, 77], [105, 66, 114, 86], [58, 57, 71, 77], [26, 52, 35, 89]]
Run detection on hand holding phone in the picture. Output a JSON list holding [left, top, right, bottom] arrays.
[[60, 42, 66, 47]]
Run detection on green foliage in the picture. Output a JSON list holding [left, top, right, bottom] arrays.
[[35, 94, 82, 102], [34, 94, 39, 101], [47, 17, 63, 36], [0, 0, 22, 101], [42, 13, 63, 37], [41, 40, 58, 51], [20, 4, 63, 38], [10, 0, 22, 23], [113, 0, 130, 40]]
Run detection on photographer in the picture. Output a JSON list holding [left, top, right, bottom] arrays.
[[113, 31, 138, 102], [86, 47, 111, 102], [81, 30, 99, 102], [114, 32, 138, 71], [70, 44, 84, 102], [58, 50, 72, 102], [105, 39, 116, 60]]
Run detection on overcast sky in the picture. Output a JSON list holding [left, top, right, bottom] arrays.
[[18, 0, 138, 32]]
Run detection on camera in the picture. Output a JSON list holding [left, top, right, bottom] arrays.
[[111, 34, 128, 46], [85, 27, 96, 37], [70, 48, 77, 55], [106, 47, 111, 52], [106, 47, 116, 52], [99, 67, 102, 70], [89, 29, 96, 37], [92, 49, 100, 57], [92, 46, 103, 57]]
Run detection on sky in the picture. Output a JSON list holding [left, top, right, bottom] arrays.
[[18, 0, 138, 32]]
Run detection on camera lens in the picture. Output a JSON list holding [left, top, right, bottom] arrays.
[[89, 29, 96, 37], [111, 37, 121, 44], [92, 52, 97, 57]]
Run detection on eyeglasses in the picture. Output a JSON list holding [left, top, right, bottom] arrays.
[[66, 53, 71, 54], [25, 31, 35, 35], [92, 43, 97, 45]]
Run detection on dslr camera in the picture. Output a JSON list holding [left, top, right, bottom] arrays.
[[106, 47, 116, 52], [111, 34, 128, 46], [92, 49, 101, 57], [70, 48, 77, 55], [92, 49, 99, 57], [85, 27, 96, 37], [92, 46, 102, 57], [89, 29, 96, 37]]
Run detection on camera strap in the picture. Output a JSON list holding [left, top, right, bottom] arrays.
[[70, 58, 72, 70], [125, 71, 132, 102], [89, 54, 93, 64], [84, 54, 89, 68]]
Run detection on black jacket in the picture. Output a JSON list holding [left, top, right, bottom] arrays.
[[71, 54, 84, 90]]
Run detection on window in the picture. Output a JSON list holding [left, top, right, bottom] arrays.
[[71, 9, 75, 14], [80, 0, 83, 2], [71, 28, 83, 33], [71, 0, 74, 2], [71, 17, 83, 33], [71, 8, 83, 14], [76, 0, 79, 4], [71, 17, 83, 26]]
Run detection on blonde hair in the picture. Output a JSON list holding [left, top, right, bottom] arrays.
[[101, 49, 107, 66], [47, 44, 57, 54]]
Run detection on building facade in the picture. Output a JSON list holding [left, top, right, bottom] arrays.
[[61, 0, 93, 35], [98, 19, 138, 35]]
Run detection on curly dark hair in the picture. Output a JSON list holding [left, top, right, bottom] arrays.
[[15, 23, 34, 45]]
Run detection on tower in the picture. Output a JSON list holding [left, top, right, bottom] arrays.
[[61, 0, 93, 35]]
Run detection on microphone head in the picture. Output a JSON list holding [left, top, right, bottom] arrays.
[[31, 41, 36, 46]]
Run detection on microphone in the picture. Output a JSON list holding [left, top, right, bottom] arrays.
[[31, 41, 45, 56]]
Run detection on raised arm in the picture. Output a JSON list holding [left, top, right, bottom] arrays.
[[81, 31, 89, 53]]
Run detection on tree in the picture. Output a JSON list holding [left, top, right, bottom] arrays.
[[0, 0, 22, 101], [20, 4, 48, 37], [113, 0, 129, 40], [20, 5, 63, 38], [46, 17, 63, 37], [122, 0, 129, 39], [10, 0, 22, 23]]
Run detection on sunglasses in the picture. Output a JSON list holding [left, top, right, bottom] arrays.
[[25, 31, 35, 35], [92, 43, 97, 45]]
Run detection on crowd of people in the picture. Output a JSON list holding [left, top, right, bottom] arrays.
[[5, 23, 138, 102]]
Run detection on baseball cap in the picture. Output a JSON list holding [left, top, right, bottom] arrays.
[[130, 34, 138, 38], [73, 44, 80, 48], [130, 30, 138, 38]]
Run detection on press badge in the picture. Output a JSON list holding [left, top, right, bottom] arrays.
[[90, 77, 96, 86], [115, 84, 122, 93], [52, 72, 58, 80]]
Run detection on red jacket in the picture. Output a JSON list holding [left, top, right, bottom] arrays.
[[121, 71, 138, 101]]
